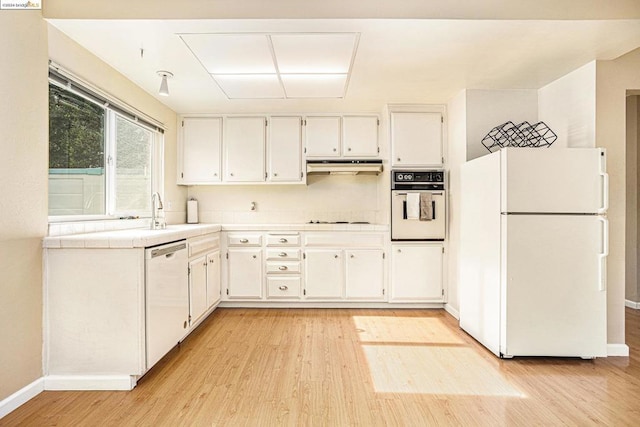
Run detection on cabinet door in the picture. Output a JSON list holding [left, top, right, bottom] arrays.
[[304, 249, 344, 299], [305, 116, 341, 157], [390, 245, 443, 302], [180, 117, 222, 183], [391, 112, 443, 167], [189, 255, 208, 324], [345, 249, 384, 300], [225, 117, 266, 182], [268, 116, 303, 182], [342, 116, 379, 157], [206, 250, 221, 308], [227, 248, 263, 299]]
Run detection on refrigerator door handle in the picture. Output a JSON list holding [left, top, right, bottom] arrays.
[[598, 217, 609, 291], [598, 172, 609, 214]]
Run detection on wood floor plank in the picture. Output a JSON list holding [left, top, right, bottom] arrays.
[[2, 307, 640, 426]]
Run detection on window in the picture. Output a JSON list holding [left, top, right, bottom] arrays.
[[48, 74, 163, 219]]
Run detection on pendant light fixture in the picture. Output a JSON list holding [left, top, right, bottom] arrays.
[[157, 71, 173, 96]]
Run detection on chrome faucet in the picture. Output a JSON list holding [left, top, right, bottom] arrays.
[[151, 192, 166, 230]]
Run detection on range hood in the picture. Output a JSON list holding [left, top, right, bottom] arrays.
[[306, 159, 383, 175]]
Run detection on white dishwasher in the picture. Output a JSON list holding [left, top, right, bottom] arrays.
[[145, 240, 189, 370]]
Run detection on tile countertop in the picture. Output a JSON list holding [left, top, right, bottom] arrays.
[[43, 223, 389, 249]]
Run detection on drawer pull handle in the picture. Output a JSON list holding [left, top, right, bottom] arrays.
[[278, 252, 287, 257], [278, 285, 288, 291], [240, 238, 249, 243], [279, 238, 288, 243], [279, 266, 288, 271]]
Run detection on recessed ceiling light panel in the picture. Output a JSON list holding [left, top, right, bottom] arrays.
[[271, 33, 358, 74], [281, 74, 348, 98], [180, 34, 276, 74], [213, 74, 285, 99], [179, 32, 359, 99]]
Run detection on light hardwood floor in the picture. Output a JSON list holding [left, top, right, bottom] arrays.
[[3, 308, 640, 426]]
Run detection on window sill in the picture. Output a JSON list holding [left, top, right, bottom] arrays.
[[47, 217, 151, 237]]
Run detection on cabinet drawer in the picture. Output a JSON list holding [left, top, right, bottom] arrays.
[[227, 234, 262, 246], [266, 261, 301, 274], [266, 249, 301, 261], [266, 234, 300, 246], [267, 277, 301, 299], [304, 233, 385, 248], [188, 234, 220, 257]]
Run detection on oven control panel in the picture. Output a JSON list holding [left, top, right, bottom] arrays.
[[393, 170, 445, 185]]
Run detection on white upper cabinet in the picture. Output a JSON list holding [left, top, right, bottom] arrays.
[[179, 117, 222, 184], [224, 116, 267, 182], [305, 116, 341, 157], [268, 116, 303, 182], [391, 110, 444, 167], [306, 115, 379, 158], [342, 116, 379, 157]]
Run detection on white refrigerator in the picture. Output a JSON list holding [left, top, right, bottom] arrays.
[[459, 148, 608, 358]]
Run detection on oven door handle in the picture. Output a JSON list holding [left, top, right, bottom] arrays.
[[394, 192, 443, 196]]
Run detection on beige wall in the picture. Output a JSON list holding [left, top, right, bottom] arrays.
[[596, 47, 640, 343], [538, 62, 597, 149], [0, 10, 49, 400], [446, 90, 467, 315], [626, 95, 639, 303], [47, 26, 186, 224]]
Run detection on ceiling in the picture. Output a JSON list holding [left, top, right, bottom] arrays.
[[48, 18, 640, 113]]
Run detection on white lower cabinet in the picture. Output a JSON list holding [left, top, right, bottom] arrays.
[[206, 250, 221, 307], [188, 255, 209, 324], [187, 233, 221, 327], [390, 244, 444, 302], [221, 231, 389, 303], [227, 248, 263, 299], [345, 249, 385, 300], [304, 249, 345, 299]]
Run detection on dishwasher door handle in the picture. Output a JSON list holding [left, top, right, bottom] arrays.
[[150, 242, 187, 258]]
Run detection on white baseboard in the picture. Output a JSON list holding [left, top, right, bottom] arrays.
[[625, 299, 640, 309], [44, 375, 137, 391], [0, 378, 44, 419], [444, 304, 460, 319], [607, 343, 630, 357]]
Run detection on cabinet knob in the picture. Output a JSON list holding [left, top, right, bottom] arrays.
[[333, 148, 337, 152], [397, 158, 401, 162], [203, 261, 207, 266], [183, 321, 188, 329], [278, 252, 287, 257], [398, 249, 402, 253], [214, 173, 218, 177], [348, 147, 352, 151], [279, 238, 288, 243], [252, 255, 257, 259], [274, 173, 278, 177], [230, 173, 234, 177], [334, 254, 339, 259], [279, 265, 288, 271], [278, 285, 288, 291], [240, 238, 249, 243], [350, 254, 355, 258]]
